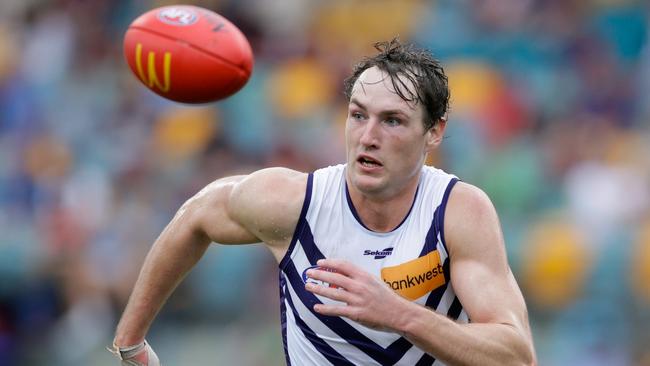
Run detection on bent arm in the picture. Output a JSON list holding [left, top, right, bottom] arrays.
[[398, 272, 534, 365], [304, 182, 536, 365], [397, 183, 536, 365]]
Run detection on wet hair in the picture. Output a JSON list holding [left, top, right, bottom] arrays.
[[343, 39, 450, 131]]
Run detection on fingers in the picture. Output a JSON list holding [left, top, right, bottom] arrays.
[[313, 302, 357, 319], [315, 258, 359, 278], [305, 281, 354, 303], [305, 266, 355, 304], [306, 266, 355, 290], [305, 261, 364, 308]]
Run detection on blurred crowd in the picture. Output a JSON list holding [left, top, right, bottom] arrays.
[[0, 0, 649, 365]]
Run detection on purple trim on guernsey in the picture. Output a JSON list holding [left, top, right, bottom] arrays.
[[278, 173, 461, 365], [284, 254, 412, 365], [279, 173, 314, 271], [279, 274, 292, 366], [282, 275, 355, 365], [434, 178, 458, 256], [344, 181, 420, 233]]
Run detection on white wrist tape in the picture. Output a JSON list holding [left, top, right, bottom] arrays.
[[108, 340, 147, 360]]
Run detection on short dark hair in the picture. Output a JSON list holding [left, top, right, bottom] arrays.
[[343, 39, 450, 131]]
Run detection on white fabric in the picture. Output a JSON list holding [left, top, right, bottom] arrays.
[[280, 164, 465, 365]]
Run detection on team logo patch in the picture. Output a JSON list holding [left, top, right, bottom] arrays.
[[157, 7, 198, 26], [381, 250, 446, 300], [363, 247, 394, 259], [302, 265, 339, 289]]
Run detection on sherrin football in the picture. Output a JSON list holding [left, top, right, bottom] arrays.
[[124, 5, 253, 103]]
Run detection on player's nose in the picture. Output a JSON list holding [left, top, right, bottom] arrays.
[[359, 119, 381, 148]]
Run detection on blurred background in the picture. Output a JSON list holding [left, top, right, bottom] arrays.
[[0, 0, 649, 365]]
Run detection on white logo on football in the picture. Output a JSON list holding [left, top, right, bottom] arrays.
[[157, 8, 198, 26]]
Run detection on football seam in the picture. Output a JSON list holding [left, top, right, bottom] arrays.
[[128, 25, 250, 74]]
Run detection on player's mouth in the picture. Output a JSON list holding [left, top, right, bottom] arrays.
[[357, 155, 383, 171]]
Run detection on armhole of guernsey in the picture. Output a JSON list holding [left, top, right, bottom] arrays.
[[436, 177, 459, 256], [279, 172, 314, 271]]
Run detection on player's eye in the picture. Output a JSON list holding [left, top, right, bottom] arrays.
[[385, 117, 401, 126], [351, 111, 365, 120]]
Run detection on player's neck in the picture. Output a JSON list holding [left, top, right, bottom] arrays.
[[347, 176, 420, 233]]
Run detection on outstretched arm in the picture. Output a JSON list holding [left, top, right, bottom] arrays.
[[306, 182, 536, 365], [112, 168, 306, 359], [113, 175, 257, 347]]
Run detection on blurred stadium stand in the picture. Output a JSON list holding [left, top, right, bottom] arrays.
[[0, 0, 648, 365]]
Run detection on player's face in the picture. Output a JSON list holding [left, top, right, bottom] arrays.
[[345, 66, 444, 198]]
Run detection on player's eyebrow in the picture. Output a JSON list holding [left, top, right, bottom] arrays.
[[349, 98, 366, 110], [350, 98, 411, 119]]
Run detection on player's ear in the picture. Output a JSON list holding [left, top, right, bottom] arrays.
[[424, 117, 446, 152]]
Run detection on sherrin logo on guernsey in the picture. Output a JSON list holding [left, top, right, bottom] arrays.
[[134, 43, 171, 93], [381, 250, 446, 300], [157, 7, 198, 26]]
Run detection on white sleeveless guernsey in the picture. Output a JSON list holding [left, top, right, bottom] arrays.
[[278, 164, 468, 366]]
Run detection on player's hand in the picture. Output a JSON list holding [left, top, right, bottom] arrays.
[[304, 258, 412, 332], [107, 340, 160, 366]]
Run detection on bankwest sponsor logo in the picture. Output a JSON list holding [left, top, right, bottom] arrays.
[[135, 43, 171, 93], [381, 250, 445, 300], [363, 247, 393, 259]]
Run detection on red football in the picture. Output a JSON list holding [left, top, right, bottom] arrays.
[[123, 5, 253, 103]]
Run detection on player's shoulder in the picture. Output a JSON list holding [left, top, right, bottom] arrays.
[[311, 164, 345, 190], [447, 181, 494, 213], [420, 165, 458, 187], [229, 167, 308, 242], [245, 166, 308, 187], [444, 181, 502, 255], [232, 167, 308, 205]]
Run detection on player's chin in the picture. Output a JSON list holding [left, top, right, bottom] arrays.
[[350, 173, 386, 194]]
